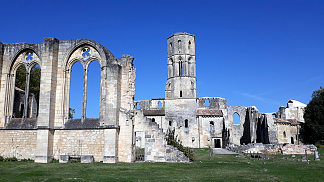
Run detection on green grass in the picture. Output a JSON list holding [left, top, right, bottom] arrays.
[[0, 148, 323, 182]]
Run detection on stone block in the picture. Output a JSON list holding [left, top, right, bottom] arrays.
[[59, 155, 69, 163], [81, 155, 94, 163]]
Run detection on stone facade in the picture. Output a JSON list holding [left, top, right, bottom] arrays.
[[0, 38, 141, 163], [0, 33, 306, 163], [134, 32, 307, 150]]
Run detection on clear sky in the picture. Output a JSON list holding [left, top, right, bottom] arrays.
[[1, 0, 323, 117]]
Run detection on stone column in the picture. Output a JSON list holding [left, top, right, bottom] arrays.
[[101, 63, 121, 163], [35, 38, 59, 163], [23, 72, 30, 118], [82, 68, 88, 121]]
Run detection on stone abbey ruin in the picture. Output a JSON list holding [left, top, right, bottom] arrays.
[[0, 33, 307, 163]]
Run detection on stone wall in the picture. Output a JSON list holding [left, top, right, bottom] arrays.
[[0, 130, 37, 159], [53, 129, 104, 162]]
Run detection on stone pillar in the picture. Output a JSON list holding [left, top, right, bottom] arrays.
[[102, 64, 120, 125], [23, 72, 30, 118], [82, 68, 88, 121], [100, 63, 121, 163], [103, 129, 118, 163], [35, 38, 59, 163]]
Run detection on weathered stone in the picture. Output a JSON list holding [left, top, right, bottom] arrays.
[[81, 155, 94, 163]]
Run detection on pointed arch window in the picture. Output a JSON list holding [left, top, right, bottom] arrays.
[[11, 53, 41, 120]]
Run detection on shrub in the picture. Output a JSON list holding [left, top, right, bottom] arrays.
[[166, 129, 195, 161], [20, 158, 34, 162], [4, 157, 18, 162], [0, 156, 4, 162]]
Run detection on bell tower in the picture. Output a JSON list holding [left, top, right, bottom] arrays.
[[165, 32, 196, 99], [164, 33, 199, 148]]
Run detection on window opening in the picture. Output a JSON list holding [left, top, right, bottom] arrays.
[[152, 118, 155, 122], [210, 121, 214, 132], [169, 121, 172, 126], [283, 131, 286, 138], [69, 62, 83, 119], [233, 113, 240, 125], [158, 101, 162, 109], [185, 119, 188, 128], [180, 91, 182, 97], [82, 48, 91, 57], [205, 99, 210, 107], [86, 61, 101, 118], [178, 40, 181, 53], [188, 41, 191, 49]]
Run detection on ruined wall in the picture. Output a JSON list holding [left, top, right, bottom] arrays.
[[227, 106, 247, 145], [53, 130, 104, 162], [0, 130, 37, 159], [198, 116, 223, 148], [277, 124, 292, 144]]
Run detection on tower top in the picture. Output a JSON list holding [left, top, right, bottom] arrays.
[[167, 32, 195, 39]]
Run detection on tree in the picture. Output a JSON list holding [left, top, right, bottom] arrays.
[[300, 86, 324, 144], [69, 108, 76, 119]]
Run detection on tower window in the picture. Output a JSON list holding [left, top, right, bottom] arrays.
[[169, 121, 172, 126], [180, 61, 183, 76], [170, 42, 172, 48], [180, 91, 182, 97], [185, 119, 188, 128], [178, 40, 181, 53], [188, 41, 191, 49]]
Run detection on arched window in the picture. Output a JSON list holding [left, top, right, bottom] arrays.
[[169, 121, 172, 126], [188, 41, 191, 50], [272, 114, 276, 118], [209, 121, 214, 132], [69, 62, 83, 119], [233, 113, 240, 125], [136, 103, 140, 110], [205, 99, 210, 107], [178, 40, 181, 53], [86, 61, 101, 118], [158, 101, 162, 109], [185, 119, 188, 128], [283, 131, 286, 138], [152, 118, 155, 122], [13, 63, 41, 119]]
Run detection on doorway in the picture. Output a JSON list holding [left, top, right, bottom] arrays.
[[214, 138, 221, 148]]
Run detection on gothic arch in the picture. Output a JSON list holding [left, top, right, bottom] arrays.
[[62, 44, 107, 123], [4, 49, 42, 124]]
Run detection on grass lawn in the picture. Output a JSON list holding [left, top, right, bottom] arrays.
[[0, 148, 323, 182]]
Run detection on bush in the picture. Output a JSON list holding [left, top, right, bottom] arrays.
[[51, 158, 59, 163], [4, 157, 18, 162], [20, 158, 34, 162], [166, 129, 195, 161], [0, 156, 4, 162]]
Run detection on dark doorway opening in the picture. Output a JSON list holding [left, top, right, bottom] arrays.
[[291, 137, 294, 144], [214, 139, 221, 148]]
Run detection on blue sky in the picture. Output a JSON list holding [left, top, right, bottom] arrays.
[[1, 0, 323, 117]]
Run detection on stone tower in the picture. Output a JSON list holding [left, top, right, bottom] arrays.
[[165, 32, 196, 99], [165, 33, 199, 148]]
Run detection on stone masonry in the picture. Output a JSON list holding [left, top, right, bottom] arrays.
[[0, 33, 307, 163]]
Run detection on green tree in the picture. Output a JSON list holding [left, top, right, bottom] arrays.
[[69, 108, 75, 119], [15, 65, 41, 109], [301, 86, 324, 144]]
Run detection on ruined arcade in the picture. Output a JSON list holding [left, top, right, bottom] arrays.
[[0, 33, 307, 163]]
